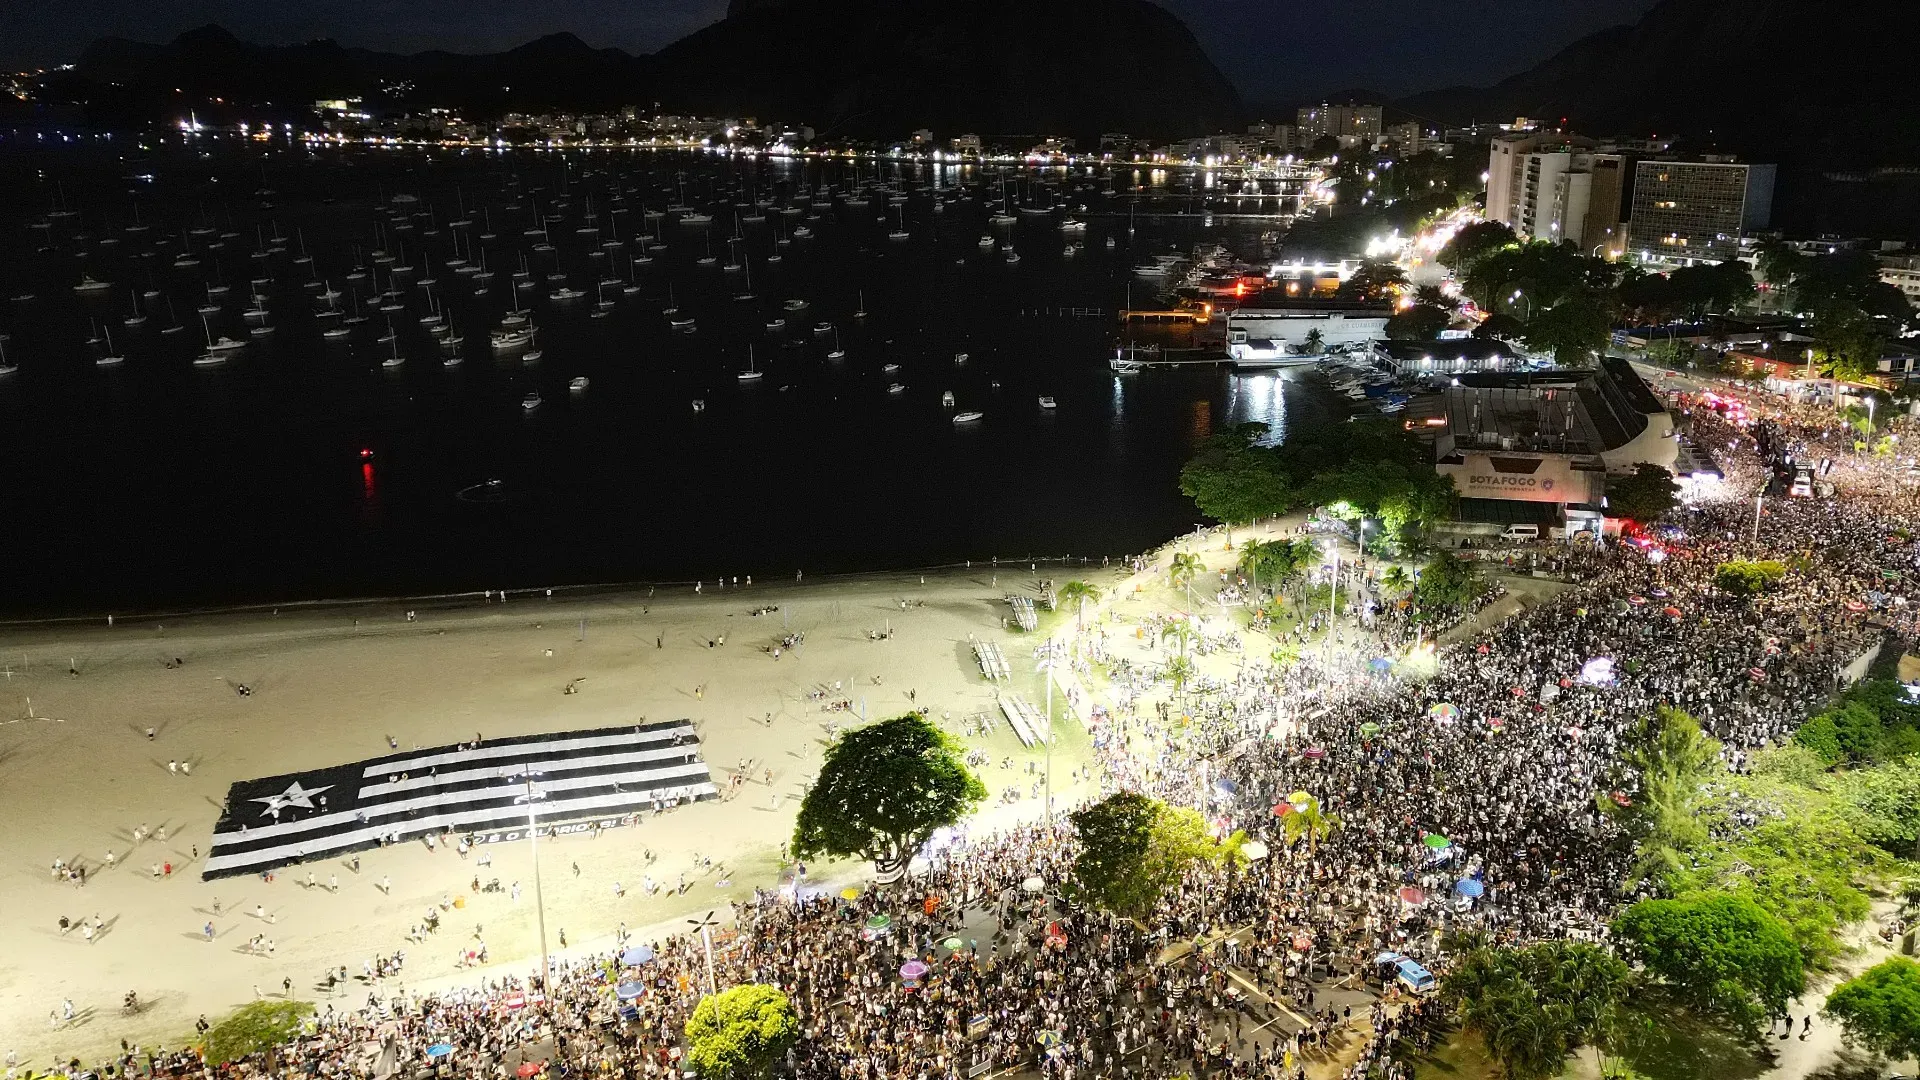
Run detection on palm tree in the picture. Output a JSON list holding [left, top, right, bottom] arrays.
[[1302, 328, 1326, 356], [1057, 580, 1101, 646], [1163, 654, 1195, 713], [1380, 565, 1412, 597], [1169, 551, 1203, 612], [1160, 617, 1197, 659], [1281, 795, 1339, 857]]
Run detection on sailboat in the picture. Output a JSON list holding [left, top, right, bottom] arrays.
[[888, 204, 909, 241], [385, 337, 408, 370], [827, 327, 845, 361], [733, 256, 755, 302], [737, 345, 764, 382], [202, 314, 245, 354], [123, 289, 148, 328], [95, 323, 125, 367], [855, 290, 868, 320], [0, 335, 16, 377]]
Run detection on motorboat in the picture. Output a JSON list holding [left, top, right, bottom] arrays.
[[492, 327, 535, 350], [887, 382, 907, 394], [954, 352, 968, 365], [812, 322, 833, 335], [522, 392, 542, 411], [978, 236, 995, 250], [192, 352, 227, 367], [941, 390, 956, 407], [569, 377, 589, 392], [1038, 396, 1058, 409], [882, 363, 900, 374], [74, 275, 113, 294], [1005, 250, 1021, 265], [522, 349, 544, 365], [550, 287, 586, 301], [953, 411, 984, 424]]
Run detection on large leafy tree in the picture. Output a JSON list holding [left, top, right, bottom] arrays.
[[1386, 304, 1452, 341], [1522, 292, 1614, 364], [1823, 957, 1920, 1063], [1239, 538, 1315, 592], [1444, 940, 1636, 1080], [1337, 259, 1410, 303], [1178, 423, 1295, 533], [1605, 464, 1681, 524], [1599, 708, 1720, 886], [1711, 559, 1787, 596], [1279, 794, 1339, 855], [792, 715, 986, 881], [1070, 792, 1236, 920], [1438, 220, 1518, 272], [685, 984, 801, 1080], [1411, 551, 1481, 618], [1830, 756, 1920, 857], [1612, 894, 1806, 1036]]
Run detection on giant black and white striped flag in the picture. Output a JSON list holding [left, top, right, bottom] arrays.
[[204, 721, 717, 879]]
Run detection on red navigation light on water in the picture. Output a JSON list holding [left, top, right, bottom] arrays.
[[360, 448, 374, 459]]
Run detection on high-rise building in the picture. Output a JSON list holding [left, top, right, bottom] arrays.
[[1627, 159, 1776, 263], [1295, 103, 1383, 142], [1485, 134, 1609, 247], [1582, 154, 1630, 258]]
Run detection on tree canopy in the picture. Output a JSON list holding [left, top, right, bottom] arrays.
[[1605, 464, 1681, 524], [1410, 551, 1482, 618], [1612, 894, 1806, 1036], [792, 714, 986, 879], [1792, 678, 1920, 767], [1069, 792, 1237, 920], [685, 984, 801, 1080], [1712, 559, 1787, 596], [1444, 939, 1635, 1080], [1823, 956, 1920, 1063], [1386, 304, 1452, 342]]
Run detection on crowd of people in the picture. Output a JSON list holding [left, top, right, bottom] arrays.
[[41, 380, 1920, 1080]]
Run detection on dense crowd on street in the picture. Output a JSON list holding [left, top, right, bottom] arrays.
[[47, 381, 1920, 1080]]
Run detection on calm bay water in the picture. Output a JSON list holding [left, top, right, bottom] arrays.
[[0, 147, 1330, 614]]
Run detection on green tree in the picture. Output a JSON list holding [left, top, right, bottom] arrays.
[[1178, 424, 1295, 535], [1169, 551, 1204, 612], [1823, 957, 1920, 1063], [685, 984, 801, 1080], [1605, 464, 1681, 524], [204, 1000, 316, 1066], [1239, 538, 1313, 592], [1712, 559, 1787, 596], [1386, 304, 1451, 341], [1337, 260, 1410, 303], [1438, 220, 1518, 272], [1380, 564, 1412, 596], [1445, 940, 1636, 1080], [792, 715, 986, 881], [1831, 757, 1920, 857], [1522, 293, 1614, 364], [1411, 551, 1481, 617], [1057, 579, 1101, 641], [1612, 894, 1806, 1036], [1069, 792, 1235, 920], [1279, 794, 1339, 856], [1301, 328, 1327, 356], [1600, 708, 1720, 885], [1163, 654, 1196, 710]]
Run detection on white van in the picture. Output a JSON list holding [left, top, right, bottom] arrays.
[[1500, 524, 1541, 542]]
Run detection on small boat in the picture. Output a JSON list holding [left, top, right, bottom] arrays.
[[73, 275, 113, 294], [765, 319, 785, 332], [569, 376, 589, 392], [887, 382, 908, 394], [522, 349, 544, 365], [1005, 250, 1021, 265], [977, 236, 995, 250], [738, 345, 764, 382], [669, 317, 696, 332], [953, 352, 968, 365], [1059, 219, 1087, 233], [522, 392, 542, 411], [250, 325, 276, 338], [323, 324, 353, 340], [550, 287, 586, 301], [941, 390, 956, 407], [812, 322, 832, 335], [492, 327, 535, 350], [882, 363, 900, 374], [192, 353, 226, 367], [1038, 396, 1058, 409], [953, 411, 984, 424], [691, 399, 706, 412], [383, 354, 406, 369]]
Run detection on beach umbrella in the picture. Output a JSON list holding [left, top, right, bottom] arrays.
[[865, 913, 892, 931], [620, 945, 654, 966], [1628, 595, 1648, 606], [1487, 717, 1505, 730], [840, 887, 862, 900], [1650, 587, 1670, 598], [1476, 644, 1490, 654], [1302, 747, 1326, 759], [615, 981, 646, 1002], [426, 1044, 454, 1059], [1454, 879, 1484, 899], [1359, 722, 1382, 739], [1239, 840, 1269, 861], [940, 936, 967, 954], [1397, 886, 1425, 905], [1846, 599, 1868, 612], [515, 1064, 541, 1078], [1271, 802, 1294, 817], [1427, 703, 1458, 720], [899, 960, 929, 981], [1291, 933, 1313, 951], [1424, 833, 1451, 850], [1663, 606, 1683, 618], [1021, 875, 1046, 893], [1368, 657, 1392, 672]]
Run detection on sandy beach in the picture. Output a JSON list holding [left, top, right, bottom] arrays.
[[0, 512, 1391, 1066], [0, 558, 1154, 1064]]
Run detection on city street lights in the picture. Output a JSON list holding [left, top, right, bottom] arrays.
[[687, 910, 721, 996], [1035, 640, 1063, 821], [512, 770, 551, 990]]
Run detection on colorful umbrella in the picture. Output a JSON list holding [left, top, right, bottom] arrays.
[[940, 936, 966, 953], [1424, 833, 1451, 849], [865, 914, 892, 931], [1663, 606, 1683, 618], [1454, 879, 1484, 899], [515, 1064, 541, 1078], [1022, 875, 1046, 893], [1303, 747, 1326, 759], [1359, 722, 1382, 738], [1628, 595, 1648, 606], [1428, 703, 1459, 720], [900, 961, 929, 980], [840, 887, 862, 900], [1397, 886, 1425, 905], [427, 1044, 454, 1059], [614, 981, 646, 1002], [1846, 599, 1868, 612], [620, 945, 654, 966], [1272, 802, 1294, 817], [1487, 717, 1506, 730]]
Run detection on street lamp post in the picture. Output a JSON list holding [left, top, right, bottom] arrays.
[[1751, 493, 1764, 544], [687, 910, 721, 996], [1035, 641, 1062, 821], [512, 771, 551, 990]]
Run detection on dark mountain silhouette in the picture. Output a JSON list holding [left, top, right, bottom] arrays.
[[1399, 0, 1920, 166], [72, 0, 1242, 140]]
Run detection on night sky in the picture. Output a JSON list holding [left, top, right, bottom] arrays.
[[4, 0, 1662, 105]]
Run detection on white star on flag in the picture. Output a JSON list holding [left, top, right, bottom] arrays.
[[252, 780, 332, 816]]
